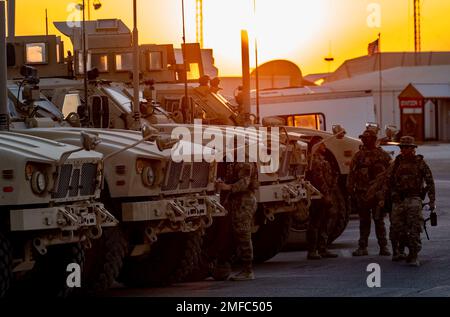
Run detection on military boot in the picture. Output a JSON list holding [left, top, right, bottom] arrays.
[[391, 240, 401, 261], [406, 251, 420, 267], [398, 243, 407, 261], [307, 250, 322, 260], [229, 263, 255, 281], [352, 247, 368, 256], [319, 249, 338, 258], [379, 245, 391, 256]]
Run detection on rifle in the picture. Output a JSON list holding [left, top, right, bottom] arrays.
[[423, 202, 437, 240]]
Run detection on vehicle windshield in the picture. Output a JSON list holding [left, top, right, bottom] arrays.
[[103, 86, 171, 118], [211, 91, 237, 114], [102, 86, 134, 113], [8, 85, 64, 121]]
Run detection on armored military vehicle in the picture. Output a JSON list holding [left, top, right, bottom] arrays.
[[5, 76, 225, 289], [0, 131, 117, 297], [12, 21, 313, 264], [56, 83, 318, 264]]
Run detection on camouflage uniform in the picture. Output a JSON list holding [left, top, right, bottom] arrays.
[[225, 161, 258, 278], [388, 146, 435, 264], [306, 149, 339, 259], [347, 141, 392, 254]]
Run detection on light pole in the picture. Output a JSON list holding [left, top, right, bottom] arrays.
[[253, 0, 260, 124], [181, 0, 190, 123], [1, 1, 9, 131], [132, 0, 140, 124], [82, 0, 88, 121]]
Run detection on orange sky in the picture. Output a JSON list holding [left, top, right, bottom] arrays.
[[13, 0, 450, 76]]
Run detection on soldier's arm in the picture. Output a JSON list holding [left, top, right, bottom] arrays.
[[346, 155, 358, 192], [230, 163, 253, 193], [421, 161, 436, 207], [310, 161, 331, 197]]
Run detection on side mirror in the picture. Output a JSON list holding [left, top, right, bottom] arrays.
[[57, 131, 101, 167], [142, 123, 178, 151], [141, 123, 160, 142], [156, 136, 179, 152], [80, 131, 101, 151], [332, 124, 346, 139]]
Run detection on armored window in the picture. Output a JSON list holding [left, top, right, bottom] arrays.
[[115, 53, 133, 71], [62, 93, 81, 118], [187, 63, 200, 80], [91, 54, 109, 72], [56, 43, 61, 63], [286, 113, 325, 131], [147, 51, 163, 71], [96, 19, 119, 31], [25, 43, 48, 64]]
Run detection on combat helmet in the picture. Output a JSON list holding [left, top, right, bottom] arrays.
[[398, 136, 417, 148]]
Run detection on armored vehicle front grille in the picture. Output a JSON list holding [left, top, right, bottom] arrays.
[[53, 165, 72, 198], [162, 162, 183, 191], [52, 163, 98, 199], [192, 162, 209, 188], [162, 161, 210, 192], [80, 163, 98, 196], [179, 164, 192, 190], [69, 169, 80, 197]]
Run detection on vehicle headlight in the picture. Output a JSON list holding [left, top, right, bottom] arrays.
[[142, 166, 156, 187], [31, 171, 47, 194]]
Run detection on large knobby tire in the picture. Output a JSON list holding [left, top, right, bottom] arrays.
[[82, 227, 128, 294], [252, 212, 292, 263], [326, 187, 350, 244], [23, 243, 85, 297], [0, 232, 13, 297], [119, 230, 203, 287]]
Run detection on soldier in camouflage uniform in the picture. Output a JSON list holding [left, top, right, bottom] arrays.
[[387, 136, 435, 266], [216, 160, 258, 281], [347, 128, 392, 256], [306, 136, 339, 260]]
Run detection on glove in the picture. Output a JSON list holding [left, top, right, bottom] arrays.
[[429, 202, 436, 211]]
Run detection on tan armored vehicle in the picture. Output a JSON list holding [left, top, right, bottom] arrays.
[[8, 18, 358, 274], [56, 83, 316, 264], [6, 76, 225, 289], [0, 131, 116, 297], [10, 23, 308, 265]]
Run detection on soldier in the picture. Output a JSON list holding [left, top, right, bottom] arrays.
[[216, 159, 258, 281], [210, 77, 222, 94], [387, 136, 435, 266], [306, 136, 339, 259], [347, 128, 392, 256]]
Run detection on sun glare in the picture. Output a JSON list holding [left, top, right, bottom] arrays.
[[253, 0, 326, 55], [203, 0, 327, 75]]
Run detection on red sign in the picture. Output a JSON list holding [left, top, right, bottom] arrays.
[[399, 98, 423, 109]]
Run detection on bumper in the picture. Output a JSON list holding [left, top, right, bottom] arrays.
[[121, 194, 226, 222], [257, 180, 319, 204], [10, 202, 117, 231]]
